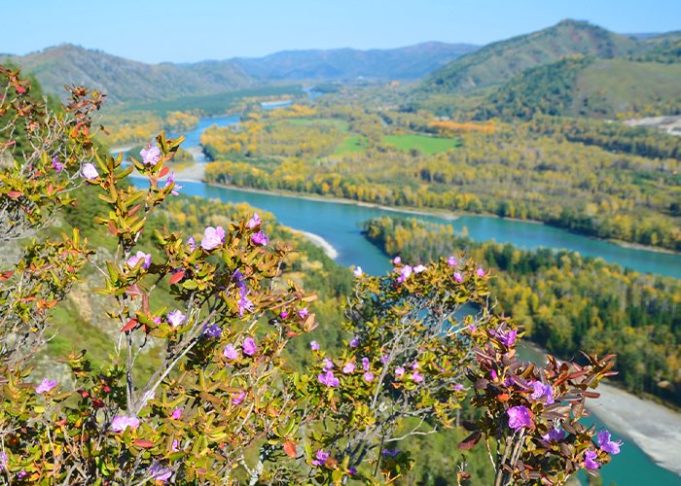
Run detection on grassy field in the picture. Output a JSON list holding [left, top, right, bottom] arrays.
[[383, 134, 461, 154], [334, 135, 369, 154]]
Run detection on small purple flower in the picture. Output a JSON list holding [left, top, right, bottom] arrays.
[[397, 265, 413, 284], [81, 163, 98, 180], [237, 288, 254, 317], [163, 172, 181, 196], [52, 156, 64, 173], [342, 362, 355, 374], [171, 440, 180, 452], [298, 308, 309, 319], [321, 358, 334, 371], [453, 271, 464, 283], [382, 448, 399, 458], [348, 466, 357, 476], [447, 256, 458, 266], [171, 408, 183, 420], [363, 372, 374, 383], [279, 310, 289, 319], [35, 378, 58, 394], [454, 383, 465, 391], [251, 231, 269, 246], [542, 426, 566, 443], [111, 415, 140, 433], [318, 370, 339, 387], [247, 213, 261, 229], [476, 267, 485, 277], [349, 336, 360, 348], [413, 264, 426, 274], [380, 354, 390, 365], [597, 430, 622, 455], [126, 251, 151, 270], [395, 366, 405, 378], [148, 461, 172, 482], [167, 309, 186, 327], [17, 470, 27, 479], [140, 144, 161, 166], [411, 371, 424, 383], [242, 337, 257, 356], [353, 266, 363, 277], [507, 406, 533, 430], [393, 256, 401, 265], [223, 344, 239, 360], [530, 381, 554, 404], [361, 357, 370, 371], [0, 452, 6, 470], [311, 449, 330, 467], [202, 323, 222, 338], [231, 390, 246, 405], [310, 340, 320, 351], [186, 236, 196, 251], [584, 449, 600, 470], [498, 328, 518, 348], [201, 226, 225, 251]]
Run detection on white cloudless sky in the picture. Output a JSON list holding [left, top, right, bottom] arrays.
[[2, 0, 680, 63]]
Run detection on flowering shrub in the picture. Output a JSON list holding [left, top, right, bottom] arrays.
[[0, 68, 620, 485]]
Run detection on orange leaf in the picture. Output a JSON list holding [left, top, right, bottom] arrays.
[[169, 270, 185, 285], [496, 393, 510, 402], [120, 318, 138, 333], [159, 166, 170, 178], [0, 271, 13, 281], [7, 191, 22, 199], [133, 439, 154, 448], [283, 440, 297, 458]]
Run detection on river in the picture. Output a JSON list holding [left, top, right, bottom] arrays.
[[137, 115, 681, 485]]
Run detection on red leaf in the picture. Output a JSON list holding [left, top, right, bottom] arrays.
[[133, 439, 154, 448], [120, 318, 138, 333], [283, 440, 297, 458], [0, 271, 13, 281], [7, 191, 22, 199], [159, 166, 170, 178], [169, 270, 185, 285], [458, 431, 481, 450]]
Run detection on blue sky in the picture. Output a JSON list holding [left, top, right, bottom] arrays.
[[3, 0, 680, 63]]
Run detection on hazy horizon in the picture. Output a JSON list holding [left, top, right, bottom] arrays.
[[3, 0, 680, 63]]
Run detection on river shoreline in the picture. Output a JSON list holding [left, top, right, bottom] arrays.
[[292, 230, 339, 259]]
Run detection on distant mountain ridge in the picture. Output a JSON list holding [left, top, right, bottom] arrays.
[[4, 42, 478, 103], [423, 20, 640, 94]]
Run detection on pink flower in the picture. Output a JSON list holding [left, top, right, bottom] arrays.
[[81, 163, 98, 180], [397, 265, 412, 284], [279, 310, 289, 319], [223, 344, 239, 360], [453, 272, 463, 283], [171, 440, 180, 452], [597, 430, 622, 455], [530, 381, 554, 404], [35, 378, 57, 394], [167, 309, 186, 327], [476, 267, 485, 277], [310, 340, 320, 351], [353, 266, 363, 277], [394, 366, 405, 378], [140, 144, 161, 166], [413, 264, 426, 273], [322, 358, 334, 371], [149, 462, 172, 482], [126, 251, 151, 269], [447, 256, 458, 266], [186, 236, 196, 251], [312, 449, 330, 467], [251, 231, 269, 246], [454, 383, 465, 391], [231, 390, 246, 405], [201, 226, 225, 251], [361, 357, 370, 371], [247, 213, 261, 229], [584, 449, 600, 470], [51, 156, 64, 173], [298, 308, 309, 319], [163, 172, 181, 195], [507, 406, 533, 430], [171, 408, 183, 420], [411, 371, 424, 383], [318, 370, 339, 387], [242, 337, 257, 356], [363, 372, 374, 382], [392, 256, 401, 265], [111, 415, 140, 433], [342, 362, 355, 374]]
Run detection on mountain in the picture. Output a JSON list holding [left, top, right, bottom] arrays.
[[5, 44, 254, 104], [422, 20, 639, 94], [475, 56, 681, 119], [231, 42, 479, 81], [5, 42, 478, 104]]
